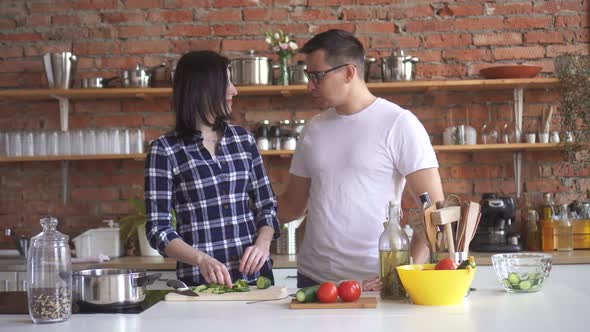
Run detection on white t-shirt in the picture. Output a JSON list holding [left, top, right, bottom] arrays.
[[289, 97, 439, 283]]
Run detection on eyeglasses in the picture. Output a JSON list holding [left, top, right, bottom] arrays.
[[304, 64, 354, 84]]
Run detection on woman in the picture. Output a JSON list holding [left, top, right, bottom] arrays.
[[144, 50, 279, 287]]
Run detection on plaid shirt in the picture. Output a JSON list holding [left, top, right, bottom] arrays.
[[144, 124, 279, 285]]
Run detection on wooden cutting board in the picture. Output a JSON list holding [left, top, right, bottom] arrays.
[[288, 297, 378, 309], [164, 286, 288, 302]]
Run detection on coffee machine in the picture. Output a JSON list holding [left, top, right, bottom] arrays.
[[470, 193, 521, 252]]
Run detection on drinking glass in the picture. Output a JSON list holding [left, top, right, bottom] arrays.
[[109, 129, 121, 154], [481, 103, 498, 144], [22, 131, 34, 156], [84, 129, 97, 155], [70, 130, 84, 155], [97, 129, 108, 154], [9, 132, 22, 156], [120, 129, 130, 154], [58, 131, 71, 155], [46, 131, 59, 155], [33, 131, 47, 156]]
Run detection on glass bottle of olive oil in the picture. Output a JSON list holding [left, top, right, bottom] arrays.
[[379, 202, 409, 300]]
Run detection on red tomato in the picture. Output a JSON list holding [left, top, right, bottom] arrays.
[[338, 280, 361, 302], [317, 282, 338, 303], [435, 258, 457, 270]]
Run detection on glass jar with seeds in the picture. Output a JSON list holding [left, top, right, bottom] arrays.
[[27, 216, 72, 324]]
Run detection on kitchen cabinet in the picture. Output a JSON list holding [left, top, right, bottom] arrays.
[[0, 77, 562, 198]]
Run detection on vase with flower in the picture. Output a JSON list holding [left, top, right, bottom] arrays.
[[265, 30, 298, 85]]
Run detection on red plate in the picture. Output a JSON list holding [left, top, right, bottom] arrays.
[[479, 65, 542, 79]]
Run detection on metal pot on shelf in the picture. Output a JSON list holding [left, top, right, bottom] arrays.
[[121, 63, 166, 88], [364, 56, 376, 82], [72, 268, 161, 308], [80, 76, 120, 88], [289, 61, 308, 85], [381, 50, 419, 81], [230, 50, 271, 86]]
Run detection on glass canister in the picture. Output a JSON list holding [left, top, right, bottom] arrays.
[[27, 216, 72, 324]]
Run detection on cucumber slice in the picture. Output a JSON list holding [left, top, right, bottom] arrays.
[[508, 272, 521, 285], [519, 280, 532, 290], [502, 279, 512, 288], [256, 276, 272, 289]]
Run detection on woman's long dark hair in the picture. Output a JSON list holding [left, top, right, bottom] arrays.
[[173, 50, 231, 138]]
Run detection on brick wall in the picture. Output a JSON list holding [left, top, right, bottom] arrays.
[[0, 1, 589, 244]]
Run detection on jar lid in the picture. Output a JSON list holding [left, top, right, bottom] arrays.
[[31, 216, 69, 246]]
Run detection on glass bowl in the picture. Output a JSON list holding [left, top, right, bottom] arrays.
[[491, 253, 552, 293]]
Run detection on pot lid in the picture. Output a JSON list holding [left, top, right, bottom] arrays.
[[231, 49, 269, 61]]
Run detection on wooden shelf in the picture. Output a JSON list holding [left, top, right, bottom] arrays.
[[0, 144, 565, 163], [433, 143, 565, 152], [0, 78, 560, 101]]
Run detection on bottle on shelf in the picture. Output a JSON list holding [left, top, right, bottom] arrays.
[[379, 201, 409, 300], [525, 210, 541, 251], [554, 204, 573, 251], [540, 192, 555, 251]]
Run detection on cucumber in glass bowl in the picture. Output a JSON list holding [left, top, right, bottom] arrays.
[[492, 253, 553, 293]]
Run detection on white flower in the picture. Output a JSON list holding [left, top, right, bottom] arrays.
[[274, 32, 280, 40], [288, 41, 298, 51], [273, 46, 280, 53], [265, 36, 272, 44]]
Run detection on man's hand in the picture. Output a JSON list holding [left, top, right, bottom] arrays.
[[361, 276, 382, 291]]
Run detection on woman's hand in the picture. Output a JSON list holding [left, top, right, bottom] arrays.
[[197, 253, 233, 288], [239, 226, 273, 275], [361, 276, 382, 291]]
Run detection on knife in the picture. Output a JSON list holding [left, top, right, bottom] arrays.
[[166, 279, 200, 297]]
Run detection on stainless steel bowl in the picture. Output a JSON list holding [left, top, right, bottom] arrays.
[[230, 50, 271, 86], [72, 268, 161, 307]]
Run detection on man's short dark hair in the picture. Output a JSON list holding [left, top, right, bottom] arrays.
[[300, 29, 365, 78]]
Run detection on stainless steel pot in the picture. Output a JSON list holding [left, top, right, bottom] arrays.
[[230, 50, 271, 86], [81, 76, 120, 88], [289, 61, 308, 85], [73, 268, 161, 307], [364, 56, 376, 82], [121, 63, 166, 88], [381, 50, 419, 81]]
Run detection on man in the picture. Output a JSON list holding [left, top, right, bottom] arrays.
[[277, 30, 444, 289]]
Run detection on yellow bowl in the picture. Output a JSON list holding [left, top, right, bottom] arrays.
[[396, 264, 476, 306]]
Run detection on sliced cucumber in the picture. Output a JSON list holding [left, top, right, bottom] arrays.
[[502, 279, 512, 288], [256, 276, 272, 289], [519, 280, 532, 290], [508, 272, 521, 285]]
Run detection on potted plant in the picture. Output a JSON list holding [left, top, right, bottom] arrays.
[[119, 197, 176, 256]]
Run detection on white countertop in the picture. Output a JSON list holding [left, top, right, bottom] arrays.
[[1, 265, 589, 332]]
